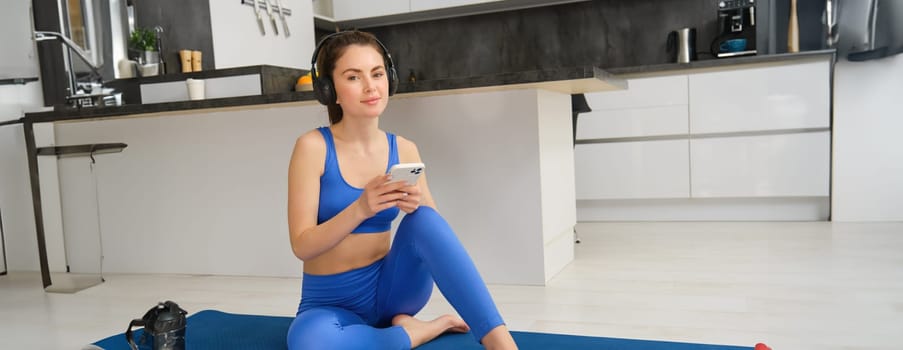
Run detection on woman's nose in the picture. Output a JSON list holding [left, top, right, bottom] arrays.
[[362, 77, 375, 91]]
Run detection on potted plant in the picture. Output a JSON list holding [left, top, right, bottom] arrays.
[[129, 27, 158, 65]]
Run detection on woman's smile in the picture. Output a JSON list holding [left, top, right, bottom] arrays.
[[362, 96, 382, 105]]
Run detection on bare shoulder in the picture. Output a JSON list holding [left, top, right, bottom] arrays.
[[295, 128, 326, 151], [291, 129, 327, 174], [395, 134, 423, 163]]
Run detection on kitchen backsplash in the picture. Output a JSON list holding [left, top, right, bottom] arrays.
[[134, 0, 216, 74], [360, 0, 827, 81]]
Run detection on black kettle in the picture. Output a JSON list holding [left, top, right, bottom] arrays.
[[126, 301, 188, 350]]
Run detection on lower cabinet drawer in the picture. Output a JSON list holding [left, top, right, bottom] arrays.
[[690, 131, 831, 197], [575, 140, 690, 200], [576, 104, 688, 140]]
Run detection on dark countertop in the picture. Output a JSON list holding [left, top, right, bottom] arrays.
[[24, 50, 835, 124], [607, 49, 836, 77], [25, 65, 622, 123]]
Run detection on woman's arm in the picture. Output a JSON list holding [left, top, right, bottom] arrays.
[[287, 131, 362, 261], [287, 131, 410, 261]]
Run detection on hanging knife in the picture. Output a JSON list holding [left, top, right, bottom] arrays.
[[253, 0, 266, 35], [265, 0, 279, 36], [275, 0, 290, 37]]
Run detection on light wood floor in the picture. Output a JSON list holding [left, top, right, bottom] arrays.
[[1, 221, 901, 349]]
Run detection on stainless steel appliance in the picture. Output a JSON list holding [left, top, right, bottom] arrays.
[[713, 0, 758, 58], [837, 0, 903, 61], [668, 28, 698, 63]]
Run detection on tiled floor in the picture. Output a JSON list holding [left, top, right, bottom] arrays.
[[2, 221, 901, 349]]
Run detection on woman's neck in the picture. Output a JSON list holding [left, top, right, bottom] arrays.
[[331, 118, 381, 145]]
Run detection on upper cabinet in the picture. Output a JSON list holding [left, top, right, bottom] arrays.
[[331, 0, 410, 21], [1, 0, 40, 80], [323, 0, 587, 27], [410, 0, 503, 12]]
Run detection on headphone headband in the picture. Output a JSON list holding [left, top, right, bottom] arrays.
[[309, 31, 398, 105]]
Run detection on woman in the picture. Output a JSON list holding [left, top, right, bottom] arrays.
[[286, 30, 519, 350]]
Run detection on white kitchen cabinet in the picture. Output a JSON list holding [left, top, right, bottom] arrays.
[[575, 140, 690, 200], [329, 0, 582, 26], [585, 75, 687, 111], [410, 0, 503, 12], [1, 0, 40, 80], [576, 105, 688, 140], [332, 0, 410, 21], [690, 131, 831, 198], [574, 55, 833, 221], [577, 75, 689, 140], [689, 60, 831, 134]]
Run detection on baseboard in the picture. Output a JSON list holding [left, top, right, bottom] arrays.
[[577, 197, 830, 221]]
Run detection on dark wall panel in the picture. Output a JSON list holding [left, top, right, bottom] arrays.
[[362, 0, 829, 81], [772, 0, 828, 53], [134, 0, 215, 74], [32, 0, 68, 106], [367, 0, 723, 81]]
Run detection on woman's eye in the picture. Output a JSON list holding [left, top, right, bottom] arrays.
[[346, 75, 358, 81], [373, 72, 385, 78]]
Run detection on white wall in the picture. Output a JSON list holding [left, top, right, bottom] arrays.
[[0, 0, 54, 272], [0, 123, 37, 272], [209, 0, 316, 70], [832, 54, 903, 221]]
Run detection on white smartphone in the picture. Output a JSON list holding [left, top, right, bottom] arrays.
[[387, 162, 425, 186]]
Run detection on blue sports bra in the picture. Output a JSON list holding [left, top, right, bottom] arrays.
[[316, 127, 400, 233]]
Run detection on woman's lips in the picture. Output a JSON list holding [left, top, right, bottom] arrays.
[[362, 97, 381, 105]]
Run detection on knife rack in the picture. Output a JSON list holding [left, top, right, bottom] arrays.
[[241, 0, 292, 16]]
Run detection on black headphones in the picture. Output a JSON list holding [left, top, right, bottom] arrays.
[[310, 31, 399, 105]]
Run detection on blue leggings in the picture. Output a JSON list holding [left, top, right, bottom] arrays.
[[286, 207, 505, 350]]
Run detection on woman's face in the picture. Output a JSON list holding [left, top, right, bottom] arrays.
[[332, 44, 389, 121]]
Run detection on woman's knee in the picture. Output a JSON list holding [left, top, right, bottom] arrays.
[[286, 308, 358, 350], [396, 206, 463, 256], [397, 206, 449, 236]]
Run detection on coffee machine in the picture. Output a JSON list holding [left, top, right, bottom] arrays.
[[712, 0, 757, 58]]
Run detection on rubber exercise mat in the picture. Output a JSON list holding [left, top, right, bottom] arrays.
[[94, 310, 753, 350]]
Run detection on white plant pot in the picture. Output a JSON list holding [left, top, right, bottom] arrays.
[[143, 50, 160, 65]]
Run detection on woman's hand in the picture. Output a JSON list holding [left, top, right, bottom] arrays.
[[395, 183, 422, 214], [356, 175, 410, 218]]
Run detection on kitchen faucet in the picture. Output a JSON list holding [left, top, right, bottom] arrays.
[[34, 31, 121, 108], [154, 26, 166, 74]]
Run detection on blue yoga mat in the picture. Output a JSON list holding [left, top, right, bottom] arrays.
[[95, 310, 753, 350]]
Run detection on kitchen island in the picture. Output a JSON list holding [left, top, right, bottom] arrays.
[[23, 65, 624, 289]]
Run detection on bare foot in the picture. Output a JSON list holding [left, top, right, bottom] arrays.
[[392, 314, 470, 348], [481, 325, 518, 350]]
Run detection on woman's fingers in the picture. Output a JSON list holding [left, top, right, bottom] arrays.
[[399, 184, 421, 195], [360, 175, 424, 216], [376, 191, 408, 205], [376, 180, 409, 194], [394, 189, 421, 214]]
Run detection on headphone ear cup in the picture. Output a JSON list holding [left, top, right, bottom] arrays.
[[387, 67, 398, 96], [313, 76, 336, 105]]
